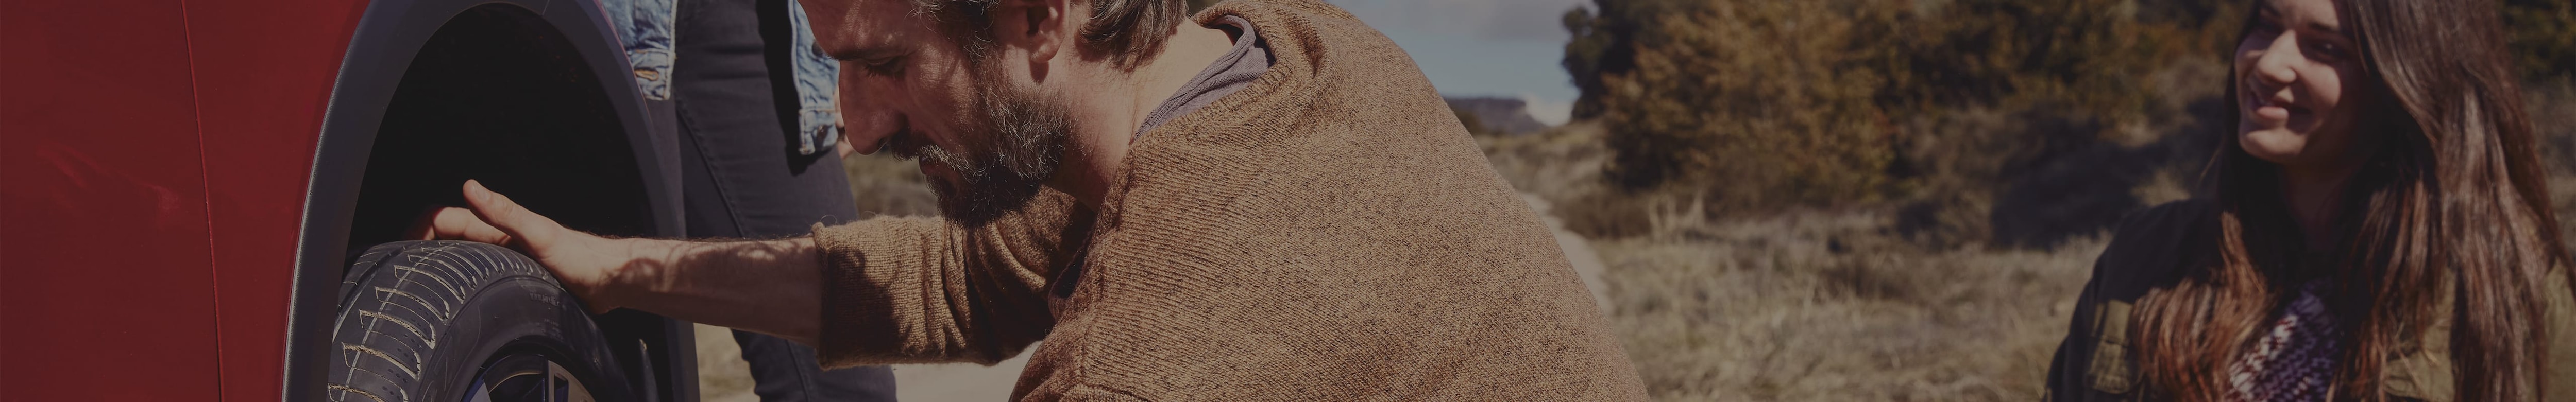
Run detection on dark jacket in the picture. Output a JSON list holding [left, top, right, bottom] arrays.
[[2044, 200, 2576, 401]]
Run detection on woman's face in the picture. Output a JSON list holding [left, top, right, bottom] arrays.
[[2235, 0, 2372, 170]]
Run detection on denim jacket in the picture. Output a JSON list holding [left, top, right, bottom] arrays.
[[597, 0, 842, 155]]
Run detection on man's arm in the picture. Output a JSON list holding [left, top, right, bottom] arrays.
[[604, 238, 828, 344], [422, 180, 1081, 364], [419, 180, 827, 344], [805, 197, 1084, 365]]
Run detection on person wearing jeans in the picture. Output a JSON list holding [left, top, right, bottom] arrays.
[[599, 0, 896, 400]]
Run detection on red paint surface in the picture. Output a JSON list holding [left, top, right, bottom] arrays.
[[182, 1, 368, 399], [0, 0, 226, 400], [4, 2, 663, 400], [2, 0, 367, 399]]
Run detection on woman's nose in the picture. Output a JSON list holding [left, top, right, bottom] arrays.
[[2251, 32, 2302, 88]]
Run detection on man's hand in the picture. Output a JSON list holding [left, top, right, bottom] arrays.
[[412, 180, 637, 313], [411, 180, 826, 344]]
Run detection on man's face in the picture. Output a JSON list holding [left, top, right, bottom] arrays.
[[802, 0, 1076, 226]]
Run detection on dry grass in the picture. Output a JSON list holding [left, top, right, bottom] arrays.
[[1488, 123, 2099, 401], [693, 324, 759, 402], [842, 152, 941, 218], [1596, 215, 2098, 400]]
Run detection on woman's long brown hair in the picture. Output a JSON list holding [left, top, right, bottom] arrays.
[[2128, 0, 2567, 400]]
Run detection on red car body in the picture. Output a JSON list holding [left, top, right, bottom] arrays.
[[3, 1, 688, 400]]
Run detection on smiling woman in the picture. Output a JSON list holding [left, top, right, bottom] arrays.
[[2045, 0, 2576, 401], [2230, 0, 2371, 223]]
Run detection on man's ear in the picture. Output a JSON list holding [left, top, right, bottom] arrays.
[[1003, 0, 1067, 70]]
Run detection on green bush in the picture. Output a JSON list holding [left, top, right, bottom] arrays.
[[1565, 0, 2241, 243], [1563, 1, 1906, 211], [2509, 0, 2576, 81], [1562, 0, 2576, 246]]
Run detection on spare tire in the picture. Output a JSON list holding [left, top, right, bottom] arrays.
[[325, 240, 637, 402]]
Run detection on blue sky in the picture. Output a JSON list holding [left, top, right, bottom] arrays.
[[1327, 0, 1590, 125]]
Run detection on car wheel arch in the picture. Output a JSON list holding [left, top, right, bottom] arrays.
[[287, 1, 687, 401]]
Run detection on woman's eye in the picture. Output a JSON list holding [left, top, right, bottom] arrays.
[[2253, 19, 2283, 35], [2307, 41, 2348, 59]]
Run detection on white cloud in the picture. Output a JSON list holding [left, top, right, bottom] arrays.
[[1521, 92, 1573, 126]]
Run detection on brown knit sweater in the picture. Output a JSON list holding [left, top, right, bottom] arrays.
[[807, 1, 1648, 399]]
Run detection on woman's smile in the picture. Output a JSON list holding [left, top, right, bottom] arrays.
[[2243, 76, 2300, 127]]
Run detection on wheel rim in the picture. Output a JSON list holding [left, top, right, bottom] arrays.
[[463, 352, 596, 402]]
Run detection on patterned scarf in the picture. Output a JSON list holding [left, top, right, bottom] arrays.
[[2224, 279, 2343, 402]]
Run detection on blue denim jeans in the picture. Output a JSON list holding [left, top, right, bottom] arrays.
[[786, 3, 842, 156], [604, 0, 839, 154], [601, 0, 676, 100], [597, 0, 893, 401]]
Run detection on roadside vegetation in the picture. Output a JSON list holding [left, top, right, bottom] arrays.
[[1469, 0, 2576, 399]]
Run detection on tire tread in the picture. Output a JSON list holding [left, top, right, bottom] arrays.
[[325, 241, 564, 402]]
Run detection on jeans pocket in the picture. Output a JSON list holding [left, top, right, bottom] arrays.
[[629, 48, 675, 100], [796, 107, 840, 155], [787, 0, 840, 154], [605, 0, 676, 100]]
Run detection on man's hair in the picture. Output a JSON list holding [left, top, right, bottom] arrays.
[[911, 0, 1189, 69]]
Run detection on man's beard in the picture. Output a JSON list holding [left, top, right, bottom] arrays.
[[891, 66, 1075, 228]]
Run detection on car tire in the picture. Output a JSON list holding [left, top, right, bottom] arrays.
[[325, 240, 637, 402]]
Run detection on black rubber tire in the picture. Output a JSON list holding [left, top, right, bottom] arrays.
[[325, 241, 637, 402]]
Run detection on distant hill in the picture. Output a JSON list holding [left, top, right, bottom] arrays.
[[1445, 96, 1551, 136]]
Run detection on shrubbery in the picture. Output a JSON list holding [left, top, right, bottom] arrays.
[[1560, 0, 2576, 248]]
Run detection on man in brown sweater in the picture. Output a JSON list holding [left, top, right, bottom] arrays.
[[421, 0, 1647, 399]]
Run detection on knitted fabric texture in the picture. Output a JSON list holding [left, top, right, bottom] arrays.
[[2224, 280, 2343, 402], [806, 0, 1649, 399]]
